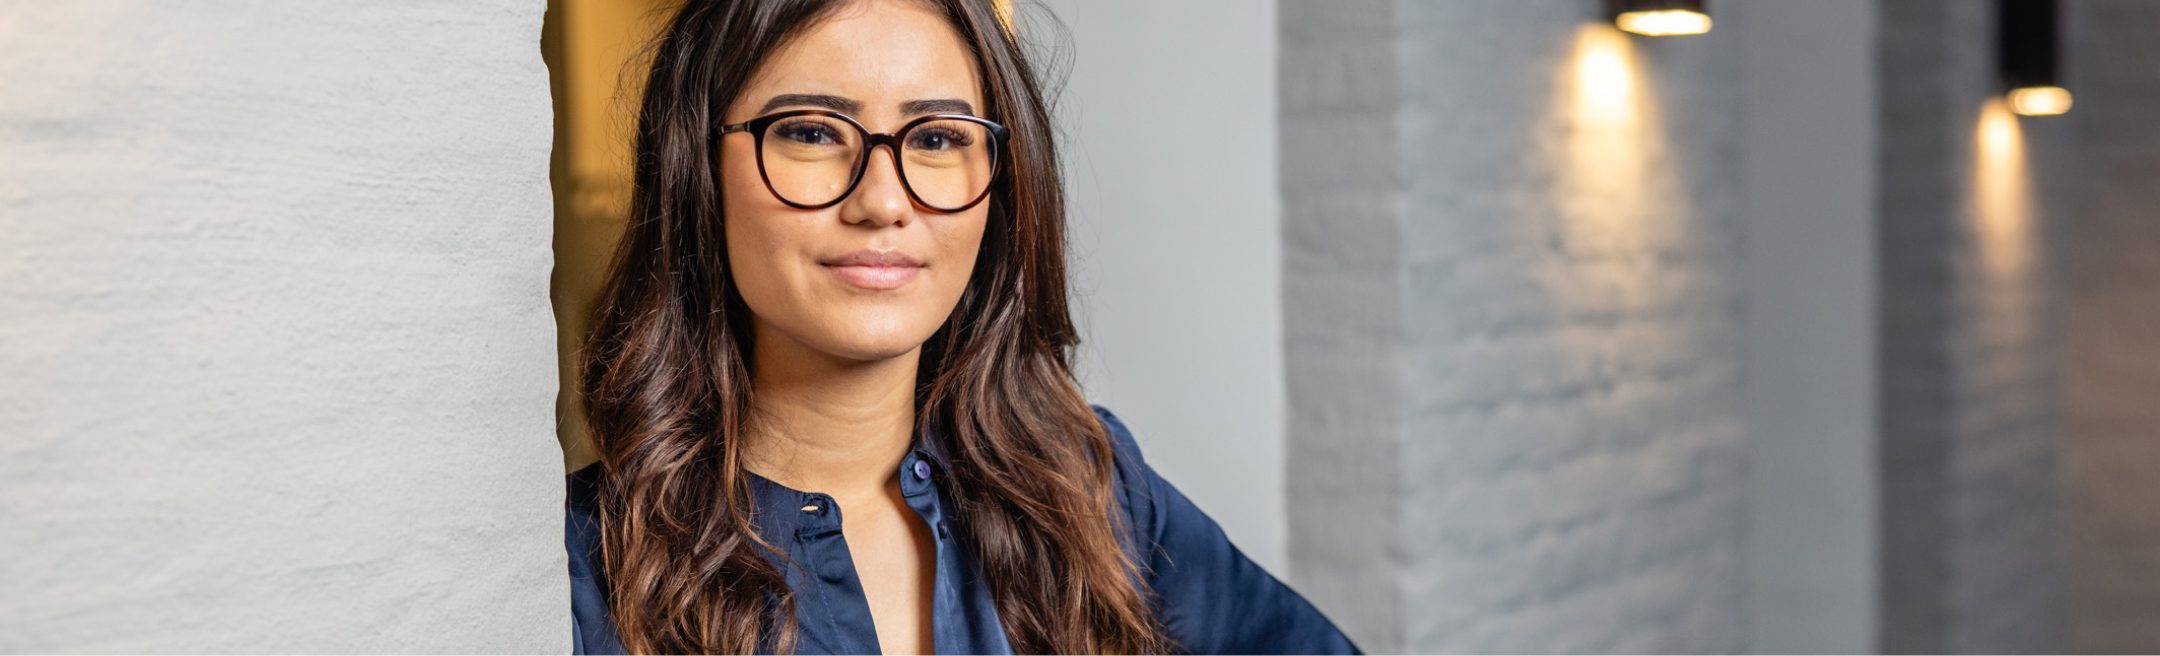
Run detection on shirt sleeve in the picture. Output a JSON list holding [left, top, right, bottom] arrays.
[[1093, 405, 1363, 655], [566, 467, 628, 655]]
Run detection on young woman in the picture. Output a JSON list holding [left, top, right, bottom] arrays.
[[563, 0, 1357, 653]]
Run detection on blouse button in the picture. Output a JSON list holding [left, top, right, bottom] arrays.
[[912, 459, 932, 481]]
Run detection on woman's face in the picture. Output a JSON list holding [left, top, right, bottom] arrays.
[[720, 0, 990, 364]]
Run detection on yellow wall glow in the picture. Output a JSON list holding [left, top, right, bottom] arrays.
[[1973, 99, 2035, 276], [1546, 22, 1689, 348], [1558, 23, 1673, 249], [547, 0, 675, 472], [1575, 25, 1637, 124]]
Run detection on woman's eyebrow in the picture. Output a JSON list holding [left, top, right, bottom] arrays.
[[758, 93, 861, 114], [900, 98, 974, 116], [756, 95, 974, 118]]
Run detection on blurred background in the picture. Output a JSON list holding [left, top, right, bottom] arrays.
[[541, 0, 2158, 652], [4, 0, 2157, 652]]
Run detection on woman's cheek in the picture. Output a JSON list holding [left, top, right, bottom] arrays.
[[941, 216, 987, 300], [722, 211, 790, 317]]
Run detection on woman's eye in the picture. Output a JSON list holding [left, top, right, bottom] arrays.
[[908, 128, 973, 151], [775, 122, 842, 145]]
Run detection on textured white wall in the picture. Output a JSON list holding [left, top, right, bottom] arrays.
[[1043, 0, 1290, 574], [1284, 1, 1748, 651], [1280, 1, 1407, 647], [0, 2, 565, 651]]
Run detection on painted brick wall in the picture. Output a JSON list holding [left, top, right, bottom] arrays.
[[2065, 1, 2160, 652], [1877, 0, 2071, 652], [0, 2, 564, 650], [1283, 2, 1747, 651], [1282, 0, 1409, 649]]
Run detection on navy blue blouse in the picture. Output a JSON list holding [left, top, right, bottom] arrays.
[[565, 405, 1359, 654]]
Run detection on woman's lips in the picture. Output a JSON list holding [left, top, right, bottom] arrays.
[[820, 249, 925, 291], [825, 263, 921, 290]]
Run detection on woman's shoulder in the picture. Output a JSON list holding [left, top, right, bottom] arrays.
[[1089, 403, 1148, 463], [562, 462, 623, 653], [564, 463, 606, 571], [564, 462, 605, 564], [1088, 404, 1168, 539], [566, 461, 603, 512], [1088, 409, 1360, 654], [563, 463, 606, 594]]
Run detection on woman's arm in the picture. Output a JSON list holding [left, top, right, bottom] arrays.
[[1094, 405, 1363, 655]]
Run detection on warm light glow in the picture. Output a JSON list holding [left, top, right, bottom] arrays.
[[2006, 85, 2073, 116], [1973, 99, 2034, 275], [1552, 25, 1680, 321], [1615, 9, 1713, 37], [1557, 25, 1671, 250], [1576, 30, 1635, 122]]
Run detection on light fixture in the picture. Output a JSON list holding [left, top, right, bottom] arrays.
[[2007, 86, 2072, 116], [1609, 0, 1711, 37], [2000, 0, 2070, 116]]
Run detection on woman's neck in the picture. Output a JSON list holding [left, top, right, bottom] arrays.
[[740, 326, 921, 500]]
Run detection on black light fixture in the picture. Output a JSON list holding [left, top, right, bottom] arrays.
[[1609, 0, 1711, 37], [2000, 0, 2071, 116]]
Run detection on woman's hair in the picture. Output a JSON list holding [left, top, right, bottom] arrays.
[[577, 0, 1166, 652]]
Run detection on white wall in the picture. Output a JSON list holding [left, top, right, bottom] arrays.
[[1039, 0, 1290, 574], [1736, 0, 1881, 652], [0, 2, 564, 650]]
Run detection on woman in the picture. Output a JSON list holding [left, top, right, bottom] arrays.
[[563, 0, 1357, 653]]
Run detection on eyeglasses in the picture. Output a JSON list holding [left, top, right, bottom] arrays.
[[717, 109, 1010, 213]]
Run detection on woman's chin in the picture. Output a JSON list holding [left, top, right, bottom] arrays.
[[804, 317, 936, 363], [819, 339, 925, 363]]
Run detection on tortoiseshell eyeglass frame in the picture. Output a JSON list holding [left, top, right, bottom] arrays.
[[716, 109, 1011, 213]]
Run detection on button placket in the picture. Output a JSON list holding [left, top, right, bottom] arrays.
[[900, 450, 939, 499], [794, 493, 852, 588]]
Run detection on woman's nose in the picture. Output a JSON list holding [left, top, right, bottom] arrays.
[[841, 145, 912, 228]]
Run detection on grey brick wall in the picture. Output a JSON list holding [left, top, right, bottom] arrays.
[[2065, 1, 2160, 652], [1283, 2, 1747, 651], [1877, 0, 2071, 652], [1282, 0, 1409, 649]]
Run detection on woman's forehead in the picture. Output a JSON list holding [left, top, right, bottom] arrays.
[[739, 0, 985, 122]]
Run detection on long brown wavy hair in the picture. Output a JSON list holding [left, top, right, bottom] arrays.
[[577, 0, 1166, 652]]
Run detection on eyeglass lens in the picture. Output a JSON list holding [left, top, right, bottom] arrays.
[[761, 115, 996, 211]]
